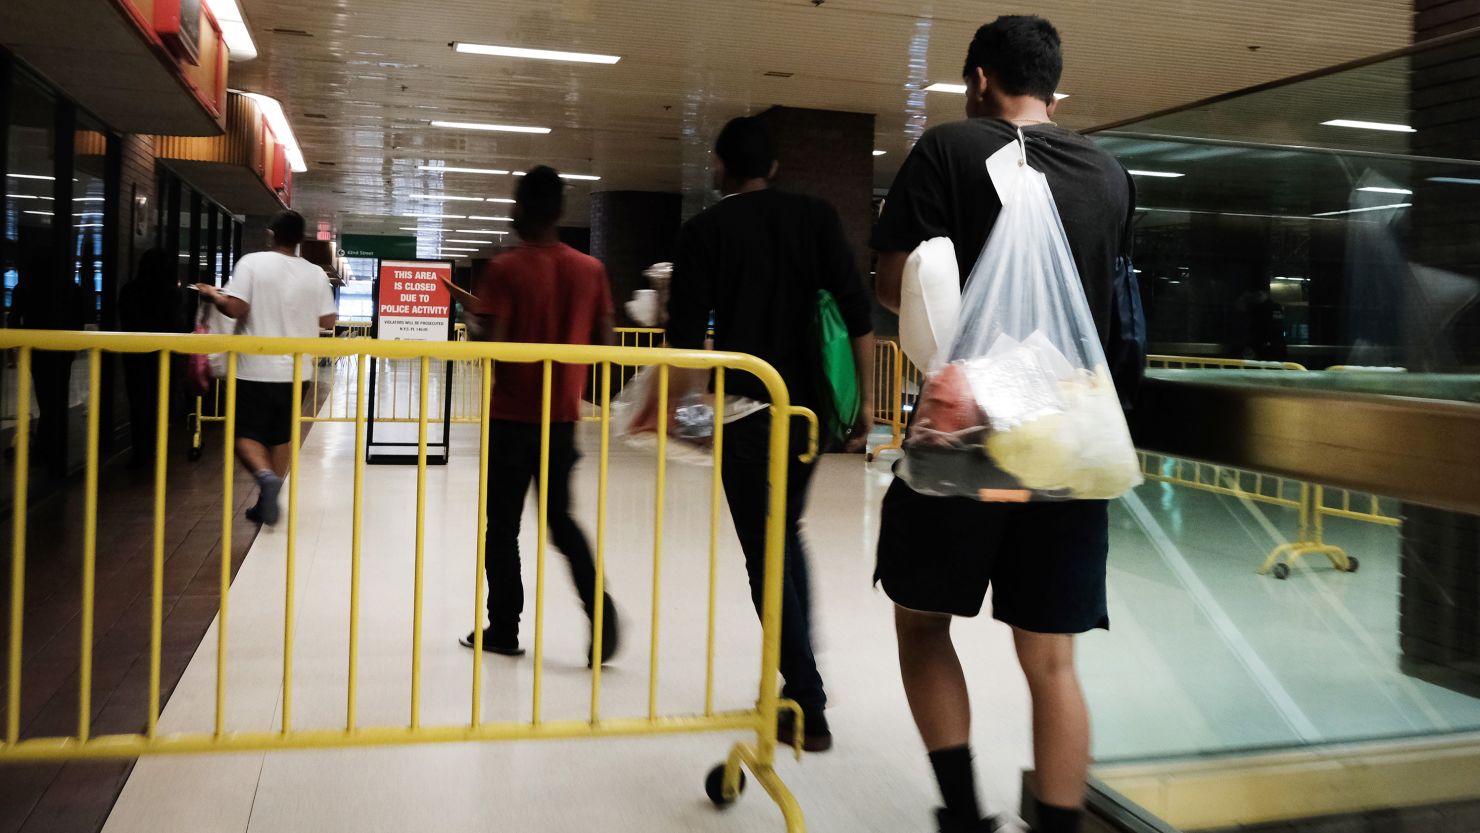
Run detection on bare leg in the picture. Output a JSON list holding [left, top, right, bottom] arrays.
[[895, 607, 971, 750], [236, 437, 273, 474], [1013, 628, 1090, 808], [269, 443, 290, 478]]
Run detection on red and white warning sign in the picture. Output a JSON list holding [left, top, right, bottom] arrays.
[[377, 260, 453, 341]]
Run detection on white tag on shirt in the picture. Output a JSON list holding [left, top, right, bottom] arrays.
[[986, 139, 1025, 207]]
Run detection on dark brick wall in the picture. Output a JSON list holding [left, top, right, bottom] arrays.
[[1398, 1, 1480, 693], [1400, 505, 1480, 692], [115, 134, 158, 288], [757, 106, 876, 283], [1416, 0, 1480, 37], [1408, 22, 1480, 368], [589, 191, 680, 326]]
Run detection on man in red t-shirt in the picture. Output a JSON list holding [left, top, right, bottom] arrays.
[[459, 166, 619, 664]]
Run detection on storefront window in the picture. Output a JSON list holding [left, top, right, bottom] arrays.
[[3, 68, 57, 317], [72, 112, 110, 325], [337, 255, 378, 320]]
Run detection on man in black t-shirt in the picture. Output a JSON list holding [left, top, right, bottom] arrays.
[[872, 17, 1135, 833], [669, 117, 875, 753]]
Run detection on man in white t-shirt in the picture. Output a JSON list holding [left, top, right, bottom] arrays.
[[196, 210, 337, 525]]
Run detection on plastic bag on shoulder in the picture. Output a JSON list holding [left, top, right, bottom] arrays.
[[898, 132, 1141, 501]]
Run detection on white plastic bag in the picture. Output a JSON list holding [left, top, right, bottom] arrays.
[[609, 366, 715, 467], [899, 131, 1141, 501], [198, 301, 236, 378], [899, 237, 961, 371]]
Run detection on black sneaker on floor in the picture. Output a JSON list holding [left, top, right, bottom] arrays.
[[255, 474, 283, 526], [776, 708, 832, 753], [459, 630, 525, 656], [587, 596, 621, 667], [245, 504, 263, 525]]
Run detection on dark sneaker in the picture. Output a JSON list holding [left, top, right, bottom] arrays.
[[245, 504, 263, 525], [777, 709, 832, 753], [587, 595, 621, 667], [936, 809, 1009, 833], [255, 474, 283, 526], [459, 630, 525, 656]]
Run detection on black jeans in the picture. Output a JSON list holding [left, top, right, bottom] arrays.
[[722, 412, 825, 715], [32, 351, 74, 475], [484, 421, 600, 640], [123, 353, 161, 461]]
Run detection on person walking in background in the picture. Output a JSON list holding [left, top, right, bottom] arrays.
[[461, 165, 620, 665], [194, 210, 337, 526], [10, 250, 85, 476], [120, 248, 186, 467], [667, 116, 875, 753], [871, 17, 1137, 833]]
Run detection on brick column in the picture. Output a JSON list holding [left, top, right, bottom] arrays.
[[589, 191, 681, 326], [756, 106, 877, 281], [1399, 7, 1480, 694]]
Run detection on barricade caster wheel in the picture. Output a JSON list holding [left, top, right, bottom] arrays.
[[1345, 557, 1360, 573], [1272, 563, 1291, 580], [705, 763, 745, 807]]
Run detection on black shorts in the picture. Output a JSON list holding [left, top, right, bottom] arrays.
[[874, 477, 1110, 634], [235, 381, 298, 447]]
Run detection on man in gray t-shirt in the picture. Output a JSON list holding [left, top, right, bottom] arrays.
[[196, 210, 337, 525]]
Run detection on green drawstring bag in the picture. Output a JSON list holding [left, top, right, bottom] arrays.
[[814, 289, 860, 446]]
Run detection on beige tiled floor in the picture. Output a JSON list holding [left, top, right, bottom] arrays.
[[101, 421, 1033, 833]]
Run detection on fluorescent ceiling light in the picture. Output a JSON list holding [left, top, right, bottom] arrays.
[[1128, 170, 1185, 178], [441, 247, 477, 253], [486, 197, 516, 203], [509, 171, 600, 181], [205, 0, 257, 61], [6, 174, 55, 181], [23, 210, 53, 217], [923, 84, 1068, 101], [76, 223, 103, 229], [431, 121, 552, 134], [74, 196, 103, 202], [455, 229, 509, 235], [397, 227, 434, 232], [409, 194, 484, 201], [1357, 186, 1413, 195], [1321, 119, 1415, 133], [418, 165, 510, 175], [468, 215, 513, 222], [447, 239, 495, 244], [873, 150, 887, 157], [1428, 176, 1480, 186], [453, 42, 620, 64], [1311, 202, 1411, 217], [406, 213, 465, 219], [5, 194, 51, 200], [236, 90, 307, 172]]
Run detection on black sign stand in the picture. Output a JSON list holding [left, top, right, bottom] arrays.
[[365, 257, 456, 465]]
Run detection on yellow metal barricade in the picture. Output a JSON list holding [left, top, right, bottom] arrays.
[[1139, 452, 1401, 579], [867, 339, 923, 462], [585, 327, 666, 421], [1, 330, 818, 832], [1148, 354, 1309, 371]]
